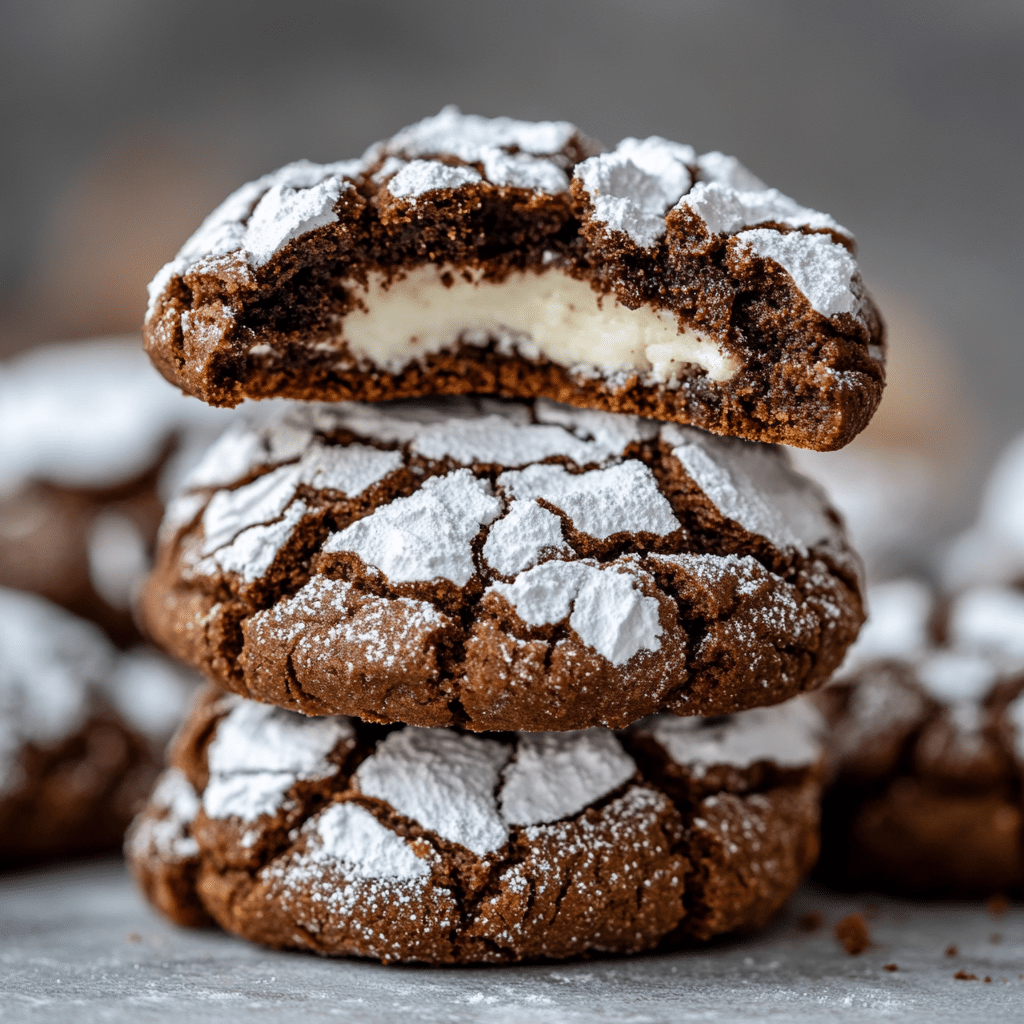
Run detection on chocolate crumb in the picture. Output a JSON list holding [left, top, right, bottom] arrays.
[[987, 894, 1009, 916], [954, 970, 978, 981], [798, 911, 824, 932], [945, 945, 958, 957], [984, 976, 992, 983], [883, 963, 898, 972], [990, 932, 1002, 943], [834, 913, 870, 955]]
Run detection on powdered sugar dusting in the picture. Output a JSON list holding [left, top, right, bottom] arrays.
[[734, 228, 861, 320], [323, 470, 501, 585], [355, 728, 511, 856], [499, 731, 636, 826], [641, 699, 824, 774], [839, 579, 934, 675], [497, 460, 679, 539], [202, 499, 308, 581], [244, 176, 351, 266], [946, 586, 1024, 670], [915, 651, 1000, 704], [482, 499, 570, 576], [490, 559, 662, 666], [131, 768, 200, 861], [386, 160, 482, 200], [695, 151, 767, 191]]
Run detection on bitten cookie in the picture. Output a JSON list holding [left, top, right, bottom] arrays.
[[144, 106, 884, 451], [141, 397, 863, 732], [127, 686, 823, 963], [0, 587, 197, 867], [0, 339, 234, 645], [816, 579, 1024, 895]]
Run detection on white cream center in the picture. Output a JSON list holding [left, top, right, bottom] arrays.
[[337, 265, 741, 384]]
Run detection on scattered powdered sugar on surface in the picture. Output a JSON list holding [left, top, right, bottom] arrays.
[[694, 151, 767, 191], [661, 423, 839, 555], [104, 649, 197, 741], [839, 578, 935, 675], [489, 559, 663, 666], [386, 160, 482, 200], [203, 701, 353, 822], [0, 588, 115, 794], [0, 338, 234, 495], [482, 499, 570, 576], [355, 728, 512, 857], [497, 460, 679, 539], [733, 228, 861, 320], [677, 180, 848, 239], [499, 731, 636, 826], [642, 698, 824, 774], [575, 136, 695, 248], [946, 586, 1024, 670], [915, 651, 1000, 705], [323, 470, 501, 586], [297, 801, 431, 880]]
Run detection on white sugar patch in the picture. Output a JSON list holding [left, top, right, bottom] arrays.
[[575, 136, 695, 248], [355, 728, 511, 857], [533, 399, 660, 455], [947, 586, 1024, 670], [678, 180, 848, 238], [643, 699, 823, 774], [387, 160, 482, 200], [490, 560, 662, 666], [0, 588, 114, 794], [840, 579, 934, 675], [301, 801, 430, 880], [499, 731, 636, 826], [105, 649, 197, 741], [323, 469, 501, 585], [695, 151, 767, 191], [497, 460, 678, 539], [243, 176, 350, 266], [479, 148, 569, 192], [203, 701, 353, 822], [916, 651, 999, 705], [203, 499, 308, 581], [482, 500, 569, 576], [734, 228, 861, 320], [662, 423, 839, 555], [140, 768, 200, 860], [87, 512, 149, 610]]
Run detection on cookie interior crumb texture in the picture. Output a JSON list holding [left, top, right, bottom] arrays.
[[141, 397, 864, 731], [127, 687, 824, 964], [143, 107, 884, 451]]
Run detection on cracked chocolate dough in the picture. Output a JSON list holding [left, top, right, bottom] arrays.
[[144, 106, 884, 451], [127, 686, 823, 963], [815, 579, 1024, 896], [0, 587, 196, 867], [141, 397, 864, 732]]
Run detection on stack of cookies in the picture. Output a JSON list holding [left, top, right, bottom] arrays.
[[127, 108, 882, 964]]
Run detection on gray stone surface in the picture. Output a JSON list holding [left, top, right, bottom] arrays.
[[1, 860, 1022, 1022]]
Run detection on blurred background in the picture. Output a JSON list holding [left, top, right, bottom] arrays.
[[1, 0, 1021, 569]]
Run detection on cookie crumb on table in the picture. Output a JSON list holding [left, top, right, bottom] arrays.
[[834, 913, 870, 955]]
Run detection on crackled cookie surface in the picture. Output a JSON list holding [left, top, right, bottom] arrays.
[[816, 579, 1024, 895], [0, 587, 197, 866], [141, 398, 863, 731], [144, 107, 884, 451], [128, 686, 823, 963], [0, 339, 236, 644]]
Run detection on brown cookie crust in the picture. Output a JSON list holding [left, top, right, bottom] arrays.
[[141, 400, 864, 731], [127, 687, 823, 963], [144, 113, 883, 451]]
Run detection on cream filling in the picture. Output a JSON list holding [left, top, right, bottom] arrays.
[[336, 264, 741, 384]]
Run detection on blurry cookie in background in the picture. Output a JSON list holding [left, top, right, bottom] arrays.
[[0, 338, 235, 645], [815, 578, 1024, 896], [0, 587, 198, 868]]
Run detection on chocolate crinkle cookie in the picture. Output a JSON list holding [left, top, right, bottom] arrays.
[[140, 397, 863, 732], [0, 339, 235, 645], [816, 579, 1024, 896], [0, 587, 197, 867], [127, 685, 824, 963], [144, 107, 884, 451]]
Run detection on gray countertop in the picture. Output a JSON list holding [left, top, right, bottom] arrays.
[[1, 860, 1022, 1023]]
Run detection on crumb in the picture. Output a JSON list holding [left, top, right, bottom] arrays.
[[127, 932, 141, 943], [798, 911, 824, 932], [945, 945, 958, 957], [954, 971, 978, 981], [984, 976, 992, 983], [987, 894, 1009, 916], [990, 932, 1002, 943], [883, 963, 898, 972], [835, 913, 871, 955]]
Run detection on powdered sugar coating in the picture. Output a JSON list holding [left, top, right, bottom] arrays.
[[201, 499, 308, 582], [499, 731, 636, 826], [662, 423, 841, 556], [839, 578, 935, 675], [695, 151, 767, 191], [386, 160, 482, 200], [131, 768, 201, 861], [575, 136, 695, 248], [733, 229, 861, 320], [323, 470, 501, 586], [482, 499, 570, 576], [640, 699, 824, 775], [915, 651, 999, 705], [105, 649, 197, 741], [355, 728, 511, 857], [497, 460, 679, 539], [946, 586, 1024, 670], [490, 559, 663, 666]]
